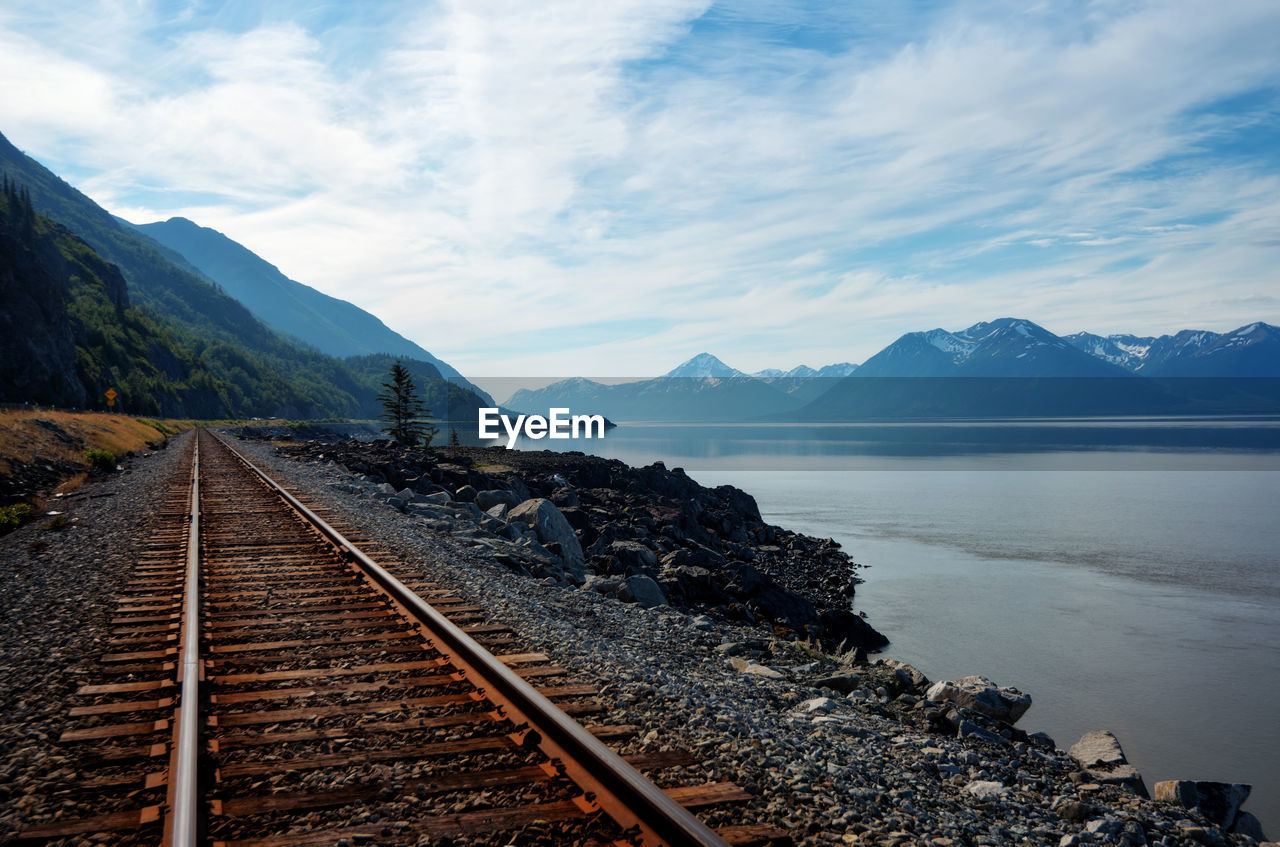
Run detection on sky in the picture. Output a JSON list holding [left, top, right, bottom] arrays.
[[2, 0, 1279, 377]]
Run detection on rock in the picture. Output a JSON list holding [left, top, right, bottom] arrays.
[[964, 780, 1009, 801], [582, 574, 624, 596], [618, 575, 667, 608], [879, 659, 930, 694], [422, 491, 453, 505], [1085, 764, 1148, 797], [799, 696, 839, 714], [475, 489, 519, 510], [1027, 731, 1057, 750], [454, 484, 478, 502], [727, 656, 786, 680], [508, 498, 585, 579], [924, 676, 1032, 724], [688, 614, 715, 630], [1231, 811, 1266, 842], [1154, 780, 1199, 808], [550, 486, 580, 508], [609, 540, 658, 570], [1162, 781, 1251, 829], [485, 503, 510, 520], [957, 720, 1006, 746], [1084, 819, 1123, 836], [1069, 730, 1129, 769], [375, 482, 397, 495], [813, 673, 861, 694]]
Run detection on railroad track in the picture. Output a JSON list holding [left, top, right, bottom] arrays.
[[16, 429, 778, 846]]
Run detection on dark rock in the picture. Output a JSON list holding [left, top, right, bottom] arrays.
[[508, 498, 585, 579], [618, 575, 667, 608]]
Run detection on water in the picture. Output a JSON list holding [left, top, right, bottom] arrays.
[[501, 420, 1280, 832]]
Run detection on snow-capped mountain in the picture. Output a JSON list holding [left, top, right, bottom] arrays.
[[857, 318, 1127, 377], [1066, 324, 1278, 376], [665, 353, 743, 378], [751, 363, 859, 379]]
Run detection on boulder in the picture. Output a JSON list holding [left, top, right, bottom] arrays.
[[454, 484, 478, 502], [1085, 764, 1148, 797], [1070, 731, 1148, 797], [582, 574, 624, 596], [619, 575, 667, 608], [1069, 730, 1129, 769], [610, 540, 658, 571], [878, 659, 930, 694], [925, 676, 1032, 724], [1154, 781, 1253, 829], [1231, 812, 1266, 842], [957, 720, 1006, 746], [508, 498, 585, 579], [485, 503, 510, 520], [422, 491, 453, 505], [475, 489, 520, 510]]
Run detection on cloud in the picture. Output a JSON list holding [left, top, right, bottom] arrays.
[[0, 0, 1278, 375]]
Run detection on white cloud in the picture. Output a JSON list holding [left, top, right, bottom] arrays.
[[0, 0, 1277, 376]]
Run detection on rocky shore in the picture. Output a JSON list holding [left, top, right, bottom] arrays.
[[267, 436, 890, 655], [237, 433, 1272, 846], [0, 431, 1271, 846]]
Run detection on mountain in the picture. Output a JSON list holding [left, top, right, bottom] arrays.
[[858, 318, 1129, 377], [508, 358, 798, 422], [0, 130, 490, 419], [507, 356, 862, 422], [665, 352, 743, 378], [1066, 324, 1279, 377], [1149, 322, 1280, 377], [133, 217, 490, 402], [751, 363, 858, 379], [0, 181, 227, 415]]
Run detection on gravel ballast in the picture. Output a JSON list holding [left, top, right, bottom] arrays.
[[1, 432, 1269, 846], [225, 435, 1271, 847], [0, 430, 194, 842]]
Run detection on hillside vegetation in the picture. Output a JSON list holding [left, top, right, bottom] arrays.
[[0, 131, 491, 420]]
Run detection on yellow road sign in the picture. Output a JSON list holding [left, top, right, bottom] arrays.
[[105, 388, 118, 401]]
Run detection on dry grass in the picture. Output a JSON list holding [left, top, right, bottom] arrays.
[[0, 410, 196, 477]]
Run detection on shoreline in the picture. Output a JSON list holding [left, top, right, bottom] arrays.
[[0, 430, 1270, 845], [246, 430, 1271, 844]]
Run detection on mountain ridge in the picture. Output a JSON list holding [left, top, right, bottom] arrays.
[[133, 216, 491, 403]]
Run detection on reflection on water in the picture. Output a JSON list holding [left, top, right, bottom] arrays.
[[502, 419, 1280, 831], [495, 417, 1280, 469]]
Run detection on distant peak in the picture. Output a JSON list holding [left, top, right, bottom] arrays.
[[665, 352, 742, 378]]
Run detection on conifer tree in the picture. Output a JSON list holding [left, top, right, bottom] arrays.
[[378, 361, 435, 446]]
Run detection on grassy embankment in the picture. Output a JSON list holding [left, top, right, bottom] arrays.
[[0, 410, 198, 533]]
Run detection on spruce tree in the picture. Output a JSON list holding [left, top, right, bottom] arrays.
[[378, 361, 436, 446]]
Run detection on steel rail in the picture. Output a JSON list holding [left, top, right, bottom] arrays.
[[163, 432, 201, 847], [208, 430, 728, 847]]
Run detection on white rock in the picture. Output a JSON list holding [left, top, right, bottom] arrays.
[[963, 780, 1009, 801]]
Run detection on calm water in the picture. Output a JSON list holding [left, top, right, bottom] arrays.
[[502, 420, 1280, 831]]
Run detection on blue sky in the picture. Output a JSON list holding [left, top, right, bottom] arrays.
[[2, 0, 1278, 376]]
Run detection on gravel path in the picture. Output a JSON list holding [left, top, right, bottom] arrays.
[[0, 430, 193, 843]]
